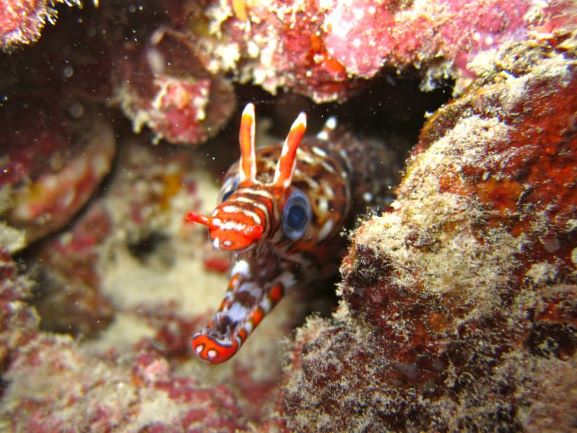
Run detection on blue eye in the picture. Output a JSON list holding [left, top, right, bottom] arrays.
[[282, 189, 311, 240], [219, 177, 239, 202]]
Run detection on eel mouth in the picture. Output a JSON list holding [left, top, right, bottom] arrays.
[[190, 332, 240, 364]]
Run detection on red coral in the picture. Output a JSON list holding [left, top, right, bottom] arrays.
[[277, 2, 354, 102]]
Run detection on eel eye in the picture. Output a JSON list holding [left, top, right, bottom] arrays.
[[282, 188, 311, 241], [219, 176, 239, 202]]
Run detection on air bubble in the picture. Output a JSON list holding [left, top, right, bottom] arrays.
[[63, 65, 74, 78]]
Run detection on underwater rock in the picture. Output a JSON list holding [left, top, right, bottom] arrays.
[[0, 335, 246, 432], [179, 0, 577, 102], [279, 31, 577, 433], [22, 138, 205, 341], [31, 203, 115, 337], [1, 2, 235, 148], [114, 27, 236, 145], [0, 0, 80, 51], [0, 99, 116, 245], [0, 248, 37, 374]]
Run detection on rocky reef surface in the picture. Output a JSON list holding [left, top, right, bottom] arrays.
[[1, 1, 576, 432], [281, 31, 577, 433]]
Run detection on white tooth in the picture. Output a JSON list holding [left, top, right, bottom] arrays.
[[232, 260, 251, 278], [312, 146, 328, 157], [318, 219, 334, 241], [260, 297, 272, 313]]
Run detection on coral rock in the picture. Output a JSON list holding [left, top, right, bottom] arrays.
[[115, 29, 236, 145], [0, 0, 80, 51], [0, 248, 37, 373], [31, 203, 115, 337], [181, 0, 577, 102], [279, 31, 577, 433], [1, 100, 116, 244], [1, 335, 245, 432]]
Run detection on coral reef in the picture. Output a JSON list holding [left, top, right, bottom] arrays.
[[1, 1, 236, 147], [0, 0, 80, 51], [279, 31, 577, 433], [30, 202, 114, 337], [1, 1, 577, 432], [0, 248, 37, 374], [115, 28, 236, 145], [0, 100, 116, 244], [180, 0, 577, 101], [1, 335, 246, 432]]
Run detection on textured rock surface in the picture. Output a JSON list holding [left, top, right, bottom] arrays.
[[0, 100, 116, 244], [0, 0, 80, 51], [1, 335, 246, 433], [179, 0, 577, 101], [115, 28, 236, 145], [279, 31, 577, 433], [0, 248, 37, 375]]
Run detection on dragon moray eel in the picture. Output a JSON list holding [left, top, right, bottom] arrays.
[[185, 103, 397, 363]]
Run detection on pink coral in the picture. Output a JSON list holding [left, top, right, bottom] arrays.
[[181, 0, 577, 101], [1, 336, 245, 432], [115, 28, 236, 145], [0, 0, 79, 51]]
